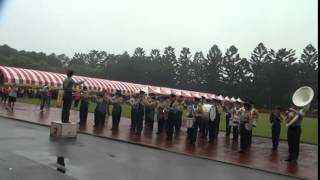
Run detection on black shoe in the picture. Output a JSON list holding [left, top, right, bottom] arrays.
[[238, 150, 244, 153], [290, 159, 297, 163], [285, 158, 292, 162]]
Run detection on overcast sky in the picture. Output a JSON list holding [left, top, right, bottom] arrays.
[[0, 0, 318, 58]]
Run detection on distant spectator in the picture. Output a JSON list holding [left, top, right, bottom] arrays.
[[39, 83, 49, 112], [7, 83, 18, 112], [1, 85, 10, 105]]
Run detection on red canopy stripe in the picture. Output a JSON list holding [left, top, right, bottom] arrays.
[[0, 67, 13, 83], [30, 69, 45, 86], [9, 67, 25, 84], [44, 71, 56, 87], [50, 73, 62, 87], [36, 70, 50, 85], [23, 68, 38, 85], [16, 67, 32, 84]]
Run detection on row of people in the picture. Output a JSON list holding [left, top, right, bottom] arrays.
[[57, 70, 305, 163]]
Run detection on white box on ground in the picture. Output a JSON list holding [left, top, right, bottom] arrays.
[[50, 121, 78, 138]]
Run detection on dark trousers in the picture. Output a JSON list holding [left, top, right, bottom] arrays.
[[249, 130, 252, 145], [94, 111, 106, 127], [79, 101, 89, 124], [287, 126, 301, 160], [145, 112, 154, 129], [134, 108, 144, 134], [240, 123, 250, 151], [232, 125, 239, 141], [187, 127, 196, 144], [40, 96, 48, 111], [214, 116, 220, 139], [157, 117, 165, 133], [174, 112, 182, 133], [200, 120, 208, 138], [1, 94, 8, 104], [166, 119, 174, 140], [61, 94, 72, 123], [74, 99, 80, 108], [112, 110, 122, 130], [226, 114, 231, 136], [190, 117, 202, 144], [130, 108, 136, 129], [272, 123, 281, 149], [135, 116, 143, 134], [47, 97, 51, 108], [208, 121, 216, 143]]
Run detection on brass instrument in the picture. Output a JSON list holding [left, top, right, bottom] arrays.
[[286, 86, 314, 127], [202, 104, 216, 121]]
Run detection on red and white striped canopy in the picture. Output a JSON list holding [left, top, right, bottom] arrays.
[[0, 66, 243, 101]]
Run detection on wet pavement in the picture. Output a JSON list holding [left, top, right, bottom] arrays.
[[0, 102, 317, 180], [0, 117, 299, 180]]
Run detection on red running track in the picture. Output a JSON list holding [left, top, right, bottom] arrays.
[[0, 102, 317, 180]]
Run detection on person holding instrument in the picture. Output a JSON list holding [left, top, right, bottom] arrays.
[[269, 106, 285, 151], [285, 86, 314, 163], [285, 105, 304, 163], [239, 102, 251, 153]]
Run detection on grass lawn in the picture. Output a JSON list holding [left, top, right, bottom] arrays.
[[17, 97, 318, 145]]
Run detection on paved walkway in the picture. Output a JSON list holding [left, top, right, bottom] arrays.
[[0, 102, 317, 180]]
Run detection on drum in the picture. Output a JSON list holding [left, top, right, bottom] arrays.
[[230, 108, 242, 127], [185, 117, 195, 128], [202, 104, 216, 121]]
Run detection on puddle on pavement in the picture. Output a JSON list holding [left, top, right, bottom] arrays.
[[14, 151, 86, 178]]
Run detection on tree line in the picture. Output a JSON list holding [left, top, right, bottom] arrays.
[[0, 43, 318, 110]]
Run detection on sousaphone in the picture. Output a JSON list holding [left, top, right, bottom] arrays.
[[202, 104, 216, 121], [286, 86, 314, 127]]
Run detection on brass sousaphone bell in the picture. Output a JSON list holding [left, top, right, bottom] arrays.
[[286, 86, 314, 127]]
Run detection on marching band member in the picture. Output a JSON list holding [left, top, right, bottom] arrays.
[[111, 90, 123, 131], [248, 102, 259, 145], [134, 91, 146, 135], [157, 97, 167, 134], [199, 96, 208, 139], [207, 99, 217, 143], [189, 97, 202, 145], [186, 100, 196, 144], [174, 97, 184, 133], [239, 102, 251, 153], [145, 94, 157, 129], [285, 105, 304, 163], [129, 95, 137, 130], [166, 94, 178, 141], [214, 100, 223, 139], [231, 102, 242, 141], [269, 106, 284, 151], [79, 86, 90, 125], [94, 92, 108, 128], [224, 102, 233, 137]]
